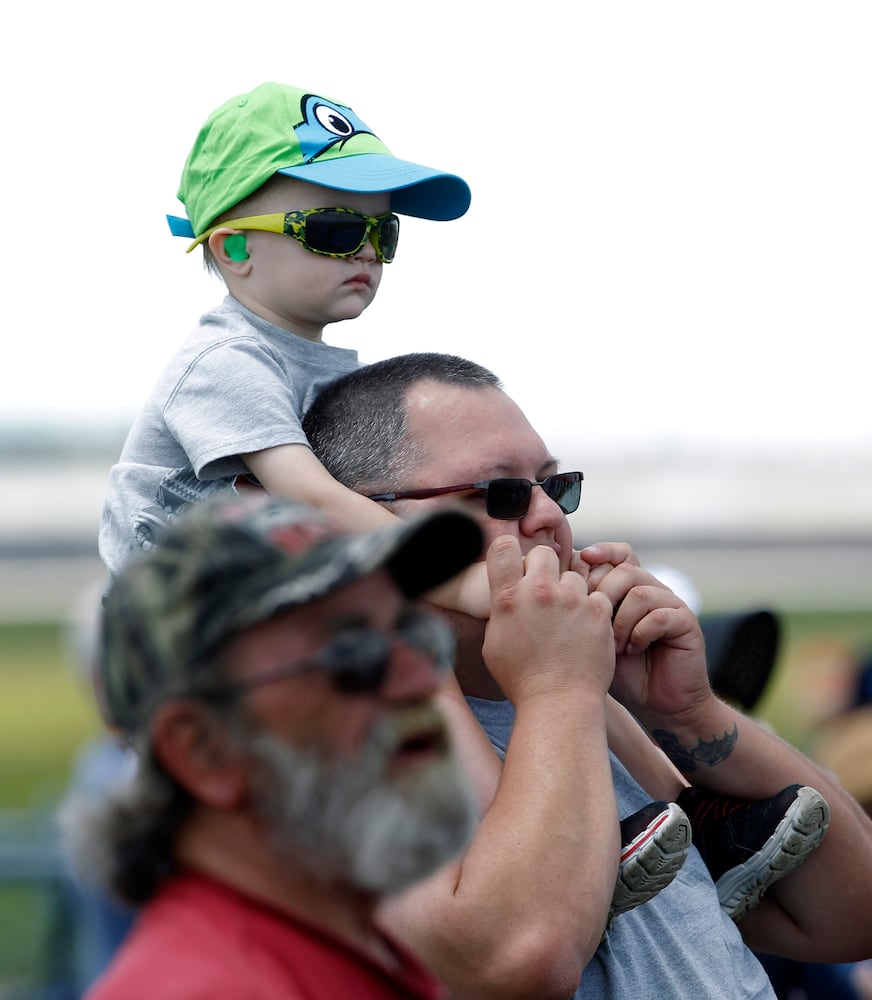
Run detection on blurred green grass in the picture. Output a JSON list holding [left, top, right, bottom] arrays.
[[756, 610, 872, 752], [1, 623, 100, 995], [3, 610, 872, 811], [1, 622, 101, 811]]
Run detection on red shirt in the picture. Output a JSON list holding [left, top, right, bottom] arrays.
[[86, 870, 445, 1000]]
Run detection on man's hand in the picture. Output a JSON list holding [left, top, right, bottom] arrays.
[[579, 542, 711, 726], [482, 537, 615, 704]]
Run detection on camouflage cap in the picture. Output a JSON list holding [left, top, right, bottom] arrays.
[[97, 493, 482, 733]]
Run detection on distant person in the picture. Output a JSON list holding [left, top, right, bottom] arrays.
[[62, 583, 136, 988], [758, 650, 872, 1000], [648, 563, 781, 712], [63, 493, 484, 999], [301, 352, 872, 999], [815, 650, 872, 815]]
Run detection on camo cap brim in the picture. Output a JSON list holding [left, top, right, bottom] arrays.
[[98, 493, 482, 733]]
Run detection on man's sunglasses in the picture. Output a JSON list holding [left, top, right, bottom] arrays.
[[367, 471, 583, 521], [197, 610, 455, 699], [186, 206, 400, 263]]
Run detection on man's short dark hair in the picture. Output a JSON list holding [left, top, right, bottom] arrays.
[[303, 352, 501, 494]]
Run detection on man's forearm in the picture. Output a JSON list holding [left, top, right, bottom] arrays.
[[382, 687, 617, 1000], [645, 697, 872, 959]]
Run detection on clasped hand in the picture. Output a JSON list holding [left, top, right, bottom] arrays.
[[480, 536, 615, 704], [576, 542, 712, 725]]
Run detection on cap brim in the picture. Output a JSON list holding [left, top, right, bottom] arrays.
[[238, 509, 483, 631], [277, 154, 471, 221], [701, 610, 780, 710]]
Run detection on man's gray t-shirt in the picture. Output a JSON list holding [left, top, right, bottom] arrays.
[[99, 296, 360, 577], [466, 696, 776, 999]]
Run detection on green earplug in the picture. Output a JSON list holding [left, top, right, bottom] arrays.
[[224, 234, 249, 261]]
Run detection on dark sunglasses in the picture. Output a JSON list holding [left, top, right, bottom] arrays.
[[187, 206, 400, 263], [198, 610, 455, 700], [367, 471, 583, 521]]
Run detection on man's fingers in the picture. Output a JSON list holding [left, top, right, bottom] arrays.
[[568, 550, 591, 581], [587, 589, 614, 618], [487, 540, 580, 611], [586, 563, 614, 591], [611, 588, 691, 652], [485, 536, 525, 601], [521, 544, 562, 576]]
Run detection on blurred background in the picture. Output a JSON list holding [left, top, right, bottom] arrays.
[[2, 1, 871, 997]]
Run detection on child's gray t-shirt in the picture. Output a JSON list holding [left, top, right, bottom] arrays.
[[99, 296, 360, 577]]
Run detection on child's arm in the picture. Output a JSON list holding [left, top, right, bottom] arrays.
[[242, 443, 491, 618], [606, 696, 689, 800], [571, 544, 691, 800]]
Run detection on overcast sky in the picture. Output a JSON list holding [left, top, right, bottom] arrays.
[[2, 1, 870, 462]]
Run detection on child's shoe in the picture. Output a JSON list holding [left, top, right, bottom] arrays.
[[677, 783, 830, 920], [608, 800, 692, 928]]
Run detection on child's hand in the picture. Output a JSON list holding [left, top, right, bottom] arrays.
[[568, 549, 593, 581], [575, 542, 643, 592]]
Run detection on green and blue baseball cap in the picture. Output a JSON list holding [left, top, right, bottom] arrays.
[[167, 81, 471, 243], [97, 493, 482, 734]]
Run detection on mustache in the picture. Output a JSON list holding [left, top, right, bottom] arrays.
[[321, 705, 453, 779], [367, 703, 451, 760], [246, 700, 454, 800]]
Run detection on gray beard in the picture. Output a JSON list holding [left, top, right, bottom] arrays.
[[247, 708, 477, 896]]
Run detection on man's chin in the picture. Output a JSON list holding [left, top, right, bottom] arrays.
[[259, 729, 476, 896], [357, 756, 477, 893]]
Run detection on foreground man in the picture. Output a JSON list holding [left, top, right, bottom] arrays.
[[63, 493, 484, 999], [303, 352, 872, 999]]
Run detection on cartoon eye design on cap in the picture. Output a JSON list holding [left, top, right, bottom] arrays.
[[294, 94, 379, 164], [314, 103, 354, 137]]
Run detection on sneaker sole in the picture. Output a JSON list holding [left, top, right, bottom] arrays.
[[716, 786, 831, 920], [610, 802, 692, 923]]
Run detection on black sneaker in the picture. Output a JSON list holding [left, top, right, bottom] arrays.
[[609, 800, 692, 928], [677, 784, 830, 920]]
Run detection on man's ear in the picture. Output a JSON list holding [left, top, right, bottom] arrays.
[[207, 228, 252, 272], [150, 701, 246, 809]]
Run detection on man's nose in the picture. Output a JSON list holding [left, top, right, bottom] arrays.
[[380, 642, 443, 702], [519, 482, 566, 535]]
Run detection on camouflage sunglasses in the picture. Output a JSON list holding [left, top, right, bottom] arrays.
[[187, 206, 400, 262]]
